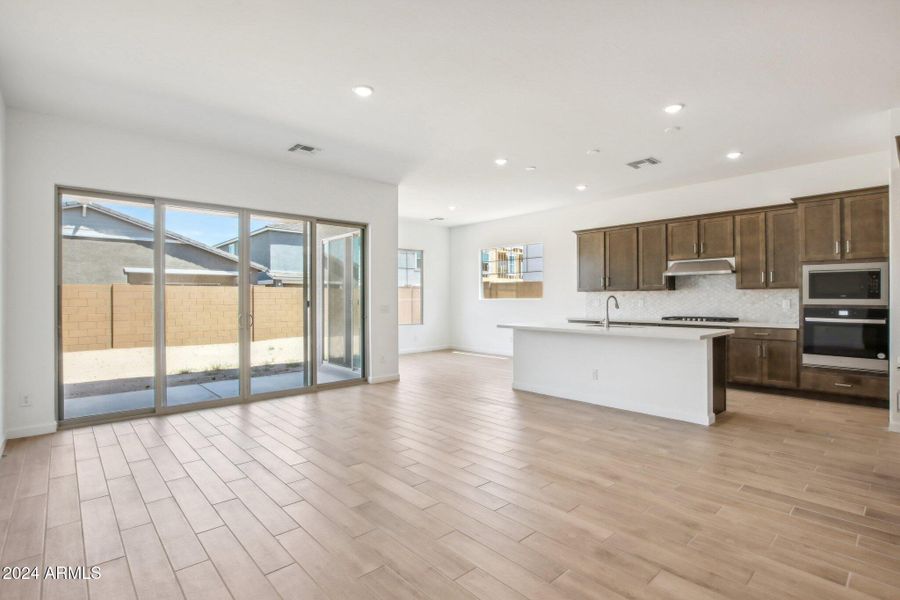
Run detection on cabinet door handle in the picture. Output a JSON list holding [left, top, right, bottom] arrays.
[[752, 332, 770, 336], [769, 271, 774, 283], [693, 242, 698, 254], [833, 382, 853, 388], [700, 242, 704, 254], [761, 344, 767, 358], [846, 240, 851, 254], [834, 240, 840, 255], [757, 344, 762, 357], [760, 271, 765, 284]]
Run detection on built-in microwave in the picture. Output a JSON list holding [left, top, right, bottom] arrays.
[[802, 262, 888, 306]]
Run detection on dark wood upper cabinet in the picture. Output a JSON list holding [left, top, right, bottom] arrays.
[[605, 227, 638, 291], [766, 208, 799, 288], [798, 198, 841, 262], [797, 188, 888, 262], [576, 231, 605, 291], [762, 340, 798, 388], [699, 216, 734, 258], [667, 220, 698, 260], [638, 224, 667, 291], [734, 212, 766, 289], [843, 191, 888, 260]]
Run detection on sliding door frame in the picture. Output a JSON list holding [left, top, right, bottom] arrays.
[[313, 218, 367, 390], [55, 185, 369, 428]]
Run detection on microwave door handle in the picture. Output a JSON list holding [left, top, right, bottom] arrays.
[[804, 317, 887, 324]]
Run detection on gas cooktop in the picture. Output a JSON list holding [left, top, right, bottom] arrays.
[[661, 316, 739, 323]]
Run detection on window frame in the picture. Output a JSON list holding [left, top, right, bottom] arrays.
[[398, 248, 424, 325], [479, 242, 544, 300]]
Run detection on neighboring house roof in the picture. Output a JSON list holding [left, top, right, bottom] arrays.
[[213, 223, 304, 249], [62, 200, 267, 272]]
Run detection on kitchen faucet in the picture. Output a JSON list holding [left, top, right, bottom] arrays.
[[604, 295, 620, 330]]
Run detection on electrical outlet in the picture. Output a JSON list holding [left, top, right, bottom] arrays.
[[592, 369, 599, 381], [19, 394, 32, 408]]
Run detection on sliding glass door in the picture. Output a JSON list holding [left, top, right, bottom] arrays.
[[163, 204, 242, 407], [58, 192, 157, 420], [317, 223, 364, 384], [58, 188, 363, 423], [248, 214, 309, 394]]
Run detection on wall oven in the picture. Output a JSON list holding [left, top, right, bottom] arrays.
[[802, 307, 888, 372], [802, 262, 888, 306]]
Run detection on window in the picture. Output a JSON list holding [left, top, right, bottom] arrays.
[[481, 243, 543, 299], [398, 249, 423, 325]]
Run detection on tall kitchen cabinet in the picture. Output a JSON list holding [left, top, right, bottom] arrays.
[[797, 187, 888, 262], [734, 209, 799, 289]]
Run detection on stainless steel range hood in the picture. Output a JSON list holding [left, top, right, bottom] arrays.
[[663, 258, 735, 277]]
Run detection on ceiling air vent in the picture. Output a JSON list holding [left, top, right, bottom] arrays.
[[288, 143, 322, 154], [626, 156, 661, 169], [429, 217, 445, 221]]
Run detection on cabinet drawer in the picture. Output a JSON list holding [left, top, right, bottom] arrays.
[[799, 368, 888, 399], [731, 327, 797, 341]]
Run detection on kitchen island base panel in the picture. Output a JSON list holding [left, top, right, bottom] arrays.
[[510, 329, 726, 426]]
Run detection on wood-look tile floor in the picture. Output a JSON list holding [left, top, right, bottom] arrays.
[[2, 350, 900, 600]]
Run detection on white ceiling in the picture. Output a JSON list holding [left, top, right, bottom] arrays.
[[1, 1, 898, 226]]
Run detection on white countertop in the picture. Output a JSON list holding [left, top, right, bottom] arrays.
[[567, 316, 798, 329], [498, 321, 733, 341]]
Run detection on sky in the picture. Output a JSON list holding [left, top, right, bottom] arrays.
[[68, 196, 299, 247]]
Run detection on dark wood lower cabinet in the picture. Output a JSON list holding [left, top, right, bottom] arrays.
[[799, 368, 888, 400], [727, 338, 762, 385], [761, 340, 798, 388], [727, 329, 798, 389]]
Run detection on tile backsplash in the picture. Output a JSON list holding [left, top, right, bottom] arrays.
[[585, 274, 799, 324]]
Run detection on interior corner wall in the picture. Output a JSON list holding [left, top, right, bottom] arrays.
[[3, 109, 399, 439], [398, 219, 450, 354], [0, 90, 6, 450], [889, 108, 900, 432], [448, 151, 888, 357]]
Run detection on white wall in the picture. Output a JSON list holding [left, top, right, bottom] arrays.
[[449, 152, 889, 356], [889, 108, 900, 432], [4, 109, 399, 439], [398, 219, 450, 354], [0, 91, 6, 450]]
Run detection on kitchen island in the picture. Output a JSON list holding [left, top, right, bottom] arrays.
[[497, 322, 733, 425]]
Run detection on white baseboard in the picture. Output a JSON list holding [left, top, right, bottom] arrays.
[[448, 345, 513, 359], [889, 421, 900, 434], [6, 422, 58, 440], [399, 345, 450, 355], [368, 373, 400, 384]]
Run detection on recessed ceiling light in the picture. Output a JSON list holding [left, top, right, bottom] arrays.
[[575, 184, 588, 192], [525, 166, 537, 171], [352, 85, 374, 98], [494, 158, 508, 166], [726, 151, 743, 160], [664, 126, 681, 134], [663, 103, 684, 114], [586, 148, 601, 155], [448, 206, 456, 211]]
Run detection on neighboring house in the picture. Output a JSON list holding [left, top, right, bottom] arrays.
[[61, 200, 266, 284], [215, 223, 305, 286]]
